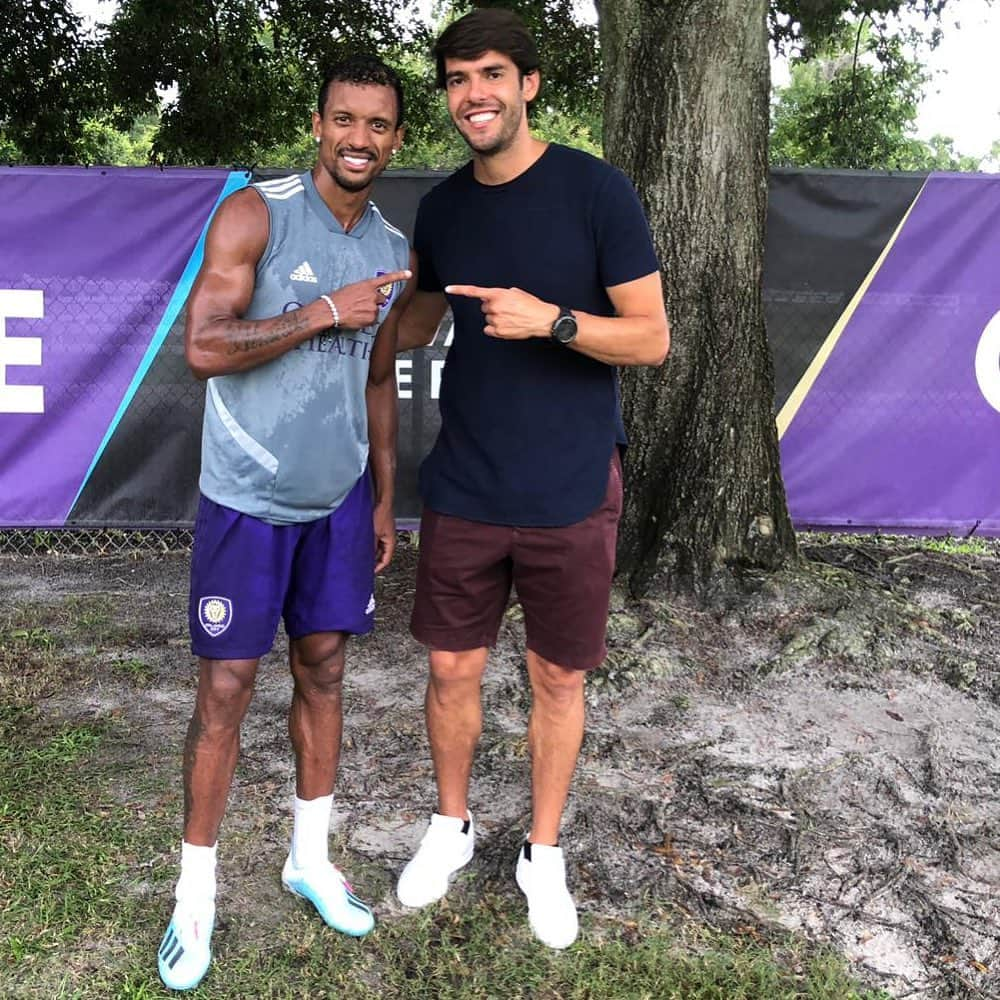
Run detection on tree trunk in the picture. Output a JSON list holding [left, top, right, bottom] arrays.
[[598, 0, 797, 597]]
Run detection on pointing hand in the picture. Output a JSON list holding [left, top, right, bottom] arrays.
[[446, 284, 558, 340], [328, 269, 412, 329]]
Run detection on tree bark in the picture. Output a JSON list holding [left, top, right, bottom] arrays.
[[598, 0, 797, 597]]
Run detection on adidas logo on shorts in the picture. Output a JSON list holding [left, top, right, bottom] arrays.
[[290, 261, 318, 283], [365, 594, 375, 615]]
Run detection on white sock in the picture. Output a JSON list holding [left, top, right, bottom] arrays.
[[175, 840, 217, 907], [291, 793, 333, 870]]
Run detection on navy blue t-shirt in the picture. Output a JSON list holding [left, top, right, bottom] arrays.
[[415, 143, 659, 527]]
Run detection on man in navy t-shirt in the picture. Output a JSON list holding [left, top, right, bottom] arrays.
[[395, 8, 669, 949]]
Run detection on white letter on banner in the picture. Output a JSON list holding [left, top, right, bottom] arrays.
[[975, 309, 1000, 414], [0, 290, 45, 414], [396, 358, 412, 399]]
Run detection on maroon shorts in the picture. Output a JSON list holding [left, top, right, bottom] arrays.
[[410, 452, 623, 671]]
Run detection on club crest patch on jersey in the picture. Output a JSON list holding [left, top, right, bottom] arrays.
[[374, 269, 396, 311], [198, 596, 233, 637]]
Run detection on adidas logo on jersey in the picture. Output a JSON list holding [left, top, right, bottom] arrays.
[[290, 261, 318, 283]]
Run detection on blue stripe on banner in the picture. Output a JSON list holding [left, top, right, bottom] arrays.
[[68, 169, 250, 516]]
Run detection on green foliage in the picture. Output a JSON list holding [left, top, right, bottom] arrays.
[[0, 132, 25, 164], [1, 112, 158, 168], [1, 0, 984, 172], [105, 1, 305, 165], [76, 118, 139, 166], [532, 107, 602, 158], [770, 20, 982, 170], [0, 0, 601, 167], [769, 0, 950, 57], [910, 133, 983, 171], [0, 1, 109, 162], [102, 0, 432, 165], [382, 46, 470, 170]]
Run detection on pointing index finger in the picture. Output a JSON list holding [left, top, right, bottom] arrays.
[[445, 284, 498, 300], [368, 269, 411, 287]]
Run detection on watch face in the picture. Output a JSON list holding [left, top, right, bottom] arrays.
[[553, 312, 577, 344]]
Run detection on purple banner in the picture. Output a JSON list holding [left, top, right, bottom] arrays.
[[779, 173, 1000, 535], [0, 166, 239, 526], [3, 167, 1000, 536]]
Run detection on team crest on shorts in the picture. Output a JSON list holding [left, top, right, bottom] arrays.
[[198, 596, 233, 637]]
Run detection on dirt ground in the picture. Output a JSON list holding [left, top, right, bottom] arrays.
[[3, 533, 999, 999]]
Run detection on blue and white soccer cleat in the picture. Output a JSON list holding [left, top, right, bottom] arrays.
[[157, 902, 215, 991], [281, 856, 375, 937]]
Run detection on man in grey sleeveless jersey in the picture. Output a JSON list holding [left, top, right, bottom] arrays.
[[157, 56, 413, 992]]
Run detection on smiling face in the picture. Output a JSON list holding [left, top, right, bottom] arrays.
[[443, 50, 539, 158], [313, 81, 403, 194]]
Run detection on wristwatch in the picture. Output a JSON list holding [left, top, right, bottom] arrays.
[[550, 306, 578, 345]]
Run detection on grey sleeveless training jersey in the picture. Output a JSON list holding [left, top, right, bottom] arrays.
[[198, 171, 409, 524]]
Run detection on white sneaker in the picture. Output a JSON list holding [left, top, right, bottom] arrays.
[[515, 842, 579, 949], [397, 812, 475, 908], [157, 900, 215, 991]]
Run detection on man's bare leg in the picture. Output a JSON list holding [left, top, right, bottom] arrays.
[[427, 647, 489, 819], [288, 631, 347, 799], [283, 630, 374, 936], [525, 649, 585, 844], [395, 647, 487, 908], [516, 648, 585, 949], [159, 657, 258, 989], [183, 656, 260, 846]]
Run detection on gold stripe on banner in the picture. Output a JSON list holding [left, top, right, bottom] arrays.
[[776, 176, 930, 439]]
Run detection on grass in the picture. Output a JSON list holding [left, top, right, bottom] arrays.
[[801, 530, 997, 557], [0, 591, 892, 1000], [0, 708, 889, 1000], [0, 596, 165, 707], [919, 535, 994, 556]]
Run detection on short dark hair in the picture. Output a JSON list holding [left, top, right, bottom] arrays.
[[434, 8, 540, 89], [318, 55, 405, 127]]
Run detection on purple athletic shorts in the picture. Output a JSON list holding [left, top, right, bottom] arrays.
[[188, 473, 375, 660]]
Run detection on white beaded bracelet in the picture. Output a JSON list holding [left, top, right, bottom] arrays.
[[320, 294, 340, 327]]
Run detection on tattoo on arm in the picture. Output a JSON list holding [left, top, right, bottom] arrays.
[[223, 310, 311, 355]]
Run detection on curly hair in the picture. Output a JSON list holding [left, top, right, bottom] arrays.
[[318, 55, 405, 127]]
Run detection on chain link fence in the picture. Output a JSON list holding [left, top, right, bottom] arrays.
[[0, 528, 193, 557]]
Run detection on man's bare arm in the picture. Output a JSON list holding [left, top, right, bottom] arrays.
[[395, 254, 449, 353], [569, 273, 670, 366], [365, 275, 414, 572], [445, 272, 669, 367], [185, 189, 410, 380]]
